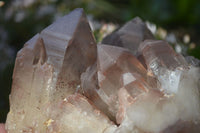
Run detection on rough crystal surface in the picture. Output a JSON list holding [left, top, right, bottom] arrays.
[[6, 8, 200, 133]]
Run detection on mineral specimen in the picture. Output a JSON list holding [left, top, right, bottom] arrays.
[[6, 8, 200, 133]]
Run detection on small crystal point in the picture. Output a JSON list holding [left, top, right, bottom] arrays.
[[138, 40, 187, 70], [138, 40, 188, 94], [7, 35, 54, 132], [102, 17, 154, 55]]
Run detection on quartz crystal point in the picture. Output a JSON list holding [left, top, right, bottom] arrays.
[[102, 17, 154, 55], [81, 44, 158, 124], [6, 36, 53, 132], [138, 40, 188, 94], [40, 8, 97, 100], [6, 8, 112, 133]]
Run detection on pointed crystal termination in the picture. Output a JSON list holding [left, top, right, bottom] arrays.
[[6, 9, 102, 133], [81, 44, 158, 124], [9, 34, 51, 112], [40, 8, 97, 101], [102, 17, 154, 55], [6, 35, 54, 132], [138, 40, 188, 94]]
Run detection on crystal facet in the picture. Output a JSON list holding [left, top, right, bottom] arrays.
[[138, 40, 188, 94], [102, 17, 154, 55]]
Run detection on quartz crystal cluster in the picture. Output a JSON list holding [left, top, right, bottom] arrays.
[[6, 8, 200, 133]]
